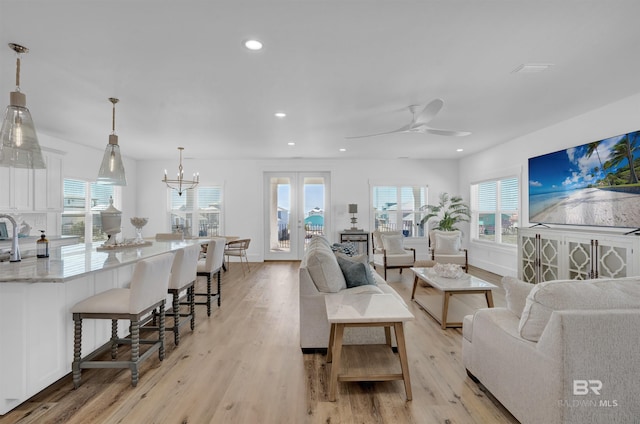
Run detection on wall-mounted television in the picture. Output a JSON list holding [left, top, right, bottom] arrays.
[[528, 129, 640, 229]]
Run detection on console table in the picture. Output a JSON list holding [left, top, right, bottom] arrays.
[[339, 231, 369, 257], [325, 293, 414, 401]]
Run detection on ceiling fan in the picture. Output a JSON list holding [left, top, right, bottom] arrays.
[[346, 98, 471, 139]]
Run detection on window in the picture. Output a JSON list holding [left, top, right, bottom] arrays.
[[471, 177, 519, 245], [372, 185, 428, 237], [169, 186, 223, 237], [62, 179, 118, 242]]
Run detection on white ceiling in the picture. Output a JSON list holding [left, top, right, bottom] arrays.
[[2, 1, 640, 161]]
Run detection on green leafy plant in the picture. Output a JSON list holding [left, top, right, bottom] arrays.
[[420, 192, 470, 231]]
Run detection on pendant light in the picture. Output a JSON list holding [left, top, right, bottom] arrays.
[[162, 147, 199, 196], [0, 43, 46, 169], [97, 97, 127, 185]]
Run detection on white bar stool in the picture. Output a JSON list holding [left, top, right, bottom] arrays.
[[166, 244, 200, 345], [70, 252, 175, 388], [195, 237, 226, 316]]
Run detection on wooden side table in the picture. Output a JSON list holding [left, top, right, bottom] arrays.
[[325, 293, 414, 401]]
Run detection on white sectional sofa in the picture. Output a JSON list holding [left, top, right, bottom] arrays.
[[299, 236, 406, 352], [462, 276, 640, 424]]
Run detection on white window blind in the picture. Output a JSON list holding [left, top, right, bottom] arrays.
[[168, 186, 224, 237], [63, 179, 116, 242], [472, 177, 519, 245]]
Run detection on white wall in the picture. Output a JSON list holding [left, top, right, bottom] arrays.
[[136, 158, 460, 262], [458, 92, 640, 276]]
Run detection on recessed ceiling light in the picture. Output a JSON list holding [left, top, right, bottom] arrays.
[[287, 142, 295, 146], [512, 63, 554, 74], [456, 148, 464, 152], [339, 148, 346, 152], [274, 112, 286, 118], [244, 39, 263, 51]]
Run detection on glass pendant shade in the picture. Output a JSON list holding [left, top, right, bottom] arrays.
[[97, 98, 127, 185], [97, 134, 127, 185], [0, 43, 46, 169]]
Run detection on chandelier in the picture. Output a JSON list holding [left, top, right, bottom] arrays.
[[0, 43, 46, 169], [162, 147, 199, 196]]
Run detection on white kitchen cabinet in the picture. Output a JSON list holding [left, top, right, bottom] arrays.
[[518, 227, 639, 283], [34, 150, 63, 211], [0, 166, 33, 211]]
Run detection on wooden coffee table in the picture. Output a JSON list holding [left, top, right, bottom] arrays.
[[325, 293, 414, 401], [410, 267, 497, 329]]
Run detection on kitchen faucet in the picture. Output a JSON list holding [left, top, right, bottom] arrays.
[[0, 214, 21, 262]]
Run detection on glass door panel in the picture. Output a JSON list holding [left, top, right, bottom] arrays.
[[264, 172, 330, 260]]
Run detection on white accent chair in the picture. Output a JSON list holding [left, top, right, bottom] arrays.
[[166, 244, 201, 345], [429, 229, 468, 272], [70, 252, 175, 388], [195, 237, 226, 316], [371, 230, 416, 280]]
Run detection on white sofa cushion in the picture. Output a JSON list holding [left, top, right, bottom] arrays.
[[305, 247, 347, 293], [502, 276, 534, 319], [519, 277, 640, 342]]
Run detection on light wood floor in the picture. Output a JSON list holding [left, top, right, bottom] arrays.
[[0, 262, 519, 424]]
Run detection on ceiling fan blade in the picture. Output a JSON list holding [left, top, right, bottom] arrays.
[[426, 127, 471, 137], [415, 98, 444, 125], [345, 124, 412, 139]]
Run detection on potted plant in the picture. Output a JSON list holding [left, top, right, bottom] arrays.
[[420, 192, 470, 231]]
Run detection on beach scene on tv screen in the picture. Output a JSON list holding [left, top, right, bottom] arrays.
[[529, 129, 640, 228]]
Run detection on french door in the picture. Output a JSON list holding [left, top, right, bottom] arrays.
[[264, 172, 330, 260]]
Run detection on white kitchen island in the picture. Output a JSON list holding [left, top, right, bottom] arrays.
[[0, 240, 204, 415]]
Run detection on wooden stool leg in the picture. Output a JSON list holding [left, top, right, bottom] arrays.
[[159, 303, 166, 361], [173, 292, 180, 345], [72, 316, 82, 389], [189, 286, 196, 330], [130, 320, 140, 387], [111, 319, 118, 359], [217, 269, 221, 307], [206, 274, 212, 316]]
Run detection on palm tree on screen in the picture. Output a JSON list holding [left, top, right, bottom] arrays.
[[604, 133, 639, 184], [586, 141, 609, 185]]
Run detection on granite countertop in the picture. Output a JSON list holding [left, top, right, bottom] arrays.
[[0, 240, 204, 283]]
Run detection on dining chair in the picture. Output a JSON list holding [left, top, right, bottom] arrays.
[[195, 237, 226, 316], [225, 238, 251, 275], [70, 252, 175, 388]]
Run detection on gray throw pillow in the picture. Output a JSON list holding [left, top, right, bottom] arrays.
[[336, 255, 377, 288]]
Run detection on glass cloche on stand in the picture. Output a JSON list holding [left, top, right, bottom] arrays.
[[130, 217, 148, 244]]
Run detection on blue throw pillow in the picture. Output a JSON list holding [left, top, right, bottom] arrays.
[[336, 255, 376, 288]]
